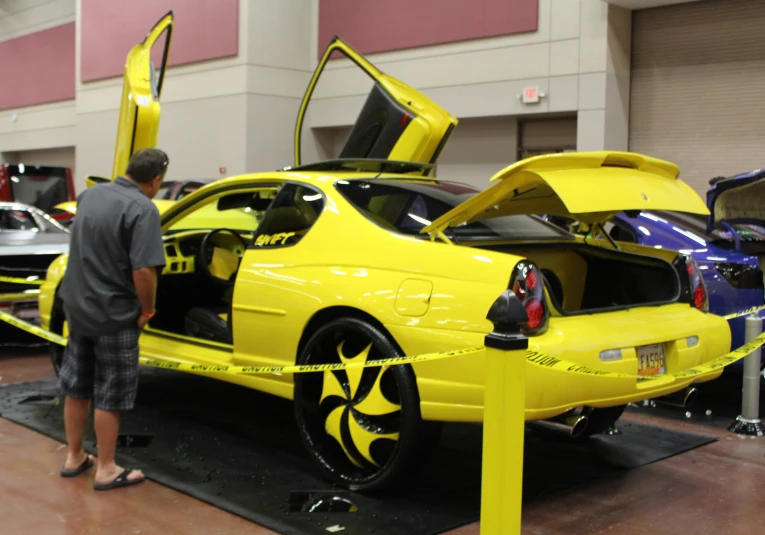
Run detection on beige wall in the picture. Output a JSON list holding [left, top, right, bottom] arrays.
[[243, 0, 313, 173], [1, 146, 75, 171], [305, 0, 632, 159], [0, 0, 75, 40], [436, 117, 518, 190], [0, 0, 76, 159]]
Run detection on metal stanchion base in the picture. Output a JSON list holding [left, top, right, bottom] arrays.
[[728, 416, 765, 437]]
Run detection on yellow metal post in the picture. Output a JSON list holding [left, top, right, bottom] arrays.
[[480, 290, 529, 535]]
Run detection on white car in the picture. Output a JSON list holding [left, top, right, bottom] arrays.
[[0, 202, 70, 318]]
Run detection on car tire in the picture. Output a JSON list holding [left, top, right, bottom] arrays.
[[294, 317, 435, 491], [49, 297, 67, 376]]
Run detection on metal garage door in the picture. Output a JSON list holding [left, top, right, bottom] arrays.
[[629, 0, 765, 196]]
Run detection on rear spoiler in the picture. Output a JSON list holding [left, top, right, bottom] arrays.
[[488, 151, 680, 183]]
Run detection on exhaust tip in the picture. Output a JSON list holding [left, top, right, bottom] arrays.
[[684, 387, 698, 407], [567, 415, 589, 438]]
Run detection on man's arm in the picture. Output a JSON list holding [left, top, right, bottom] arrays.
[[133, 266, 157, 314], [129, 204, 165, 329], [133, 266, 157, 328]]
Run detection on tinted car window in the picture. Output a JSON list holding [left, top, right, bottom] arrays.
[[652, 210, 765, 245], [0, 209, 38, 231], [336, 179, 572, 241], [252, 184, 324, 248]]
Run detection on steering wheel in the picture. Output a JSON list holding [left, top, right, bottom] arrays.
[[199, 228, 247, 286]]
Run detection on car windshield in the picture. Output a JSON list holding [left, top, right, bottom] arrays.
[[652, 211, 765, 244], [336, 178, 573, 241], [6, 165, 71, 213], [166, 189, 277, 235]]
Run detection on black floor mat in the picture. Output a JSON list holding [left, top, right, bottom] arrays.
[[626, 370, 765, 429], [0, 369, 716, 535]]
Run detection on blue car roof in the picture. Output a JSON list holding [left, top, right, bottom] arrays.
[[615, 212, 759, 266]]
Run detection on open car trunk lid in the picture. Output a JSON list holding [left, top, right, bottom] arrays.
[[423, 151, 709, 235], [707, 168, 765, 229], [706, 169, 765, 259]]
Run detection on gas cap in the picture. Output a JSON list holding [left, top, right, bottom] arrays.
[[394, 280, 433, 317]]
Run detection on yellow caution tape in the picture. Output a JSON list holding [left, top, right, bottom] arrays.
[[137, 348, 483, 375], [525, 333, 765, 382], [0, 309, 762, 379], [0, 310, 67, 345], [0, 275, 44, 286], [721, 305, 765, 320]]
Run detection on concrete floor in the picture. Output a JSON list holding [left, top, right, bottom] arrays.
[[1, 351, 763, 535]]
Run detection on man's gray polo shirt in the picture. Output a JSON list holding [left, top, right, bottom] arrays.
[[60, 177, 166, 336]]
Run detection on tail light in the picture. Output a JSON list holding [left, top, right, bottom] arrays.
[[714, 262, 764, 290], [510, 261, 549, 335], [673, 254, 709, 312]]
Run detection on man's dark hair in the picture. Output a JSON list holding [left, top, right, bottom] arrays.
[[126, 148, 169, 183]]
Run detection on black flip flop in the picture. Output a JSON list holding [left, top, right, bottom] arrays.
[[60, 455, 94, 478], [93, 468, 145, 491]]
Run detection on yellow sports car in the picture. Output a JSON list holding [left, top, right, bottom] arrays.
[[39, 14, 730, 491]]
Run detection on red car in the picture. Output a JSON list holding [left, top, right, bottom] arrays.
[[0, 163, 75, 223]]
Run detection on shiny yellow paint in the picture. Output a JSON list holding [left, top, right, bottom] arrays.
[[38, 166, 731, 424], [85, 176, 110, 189], [425, 151, 710, 233], [394, 279, 433, 317], [53, 201, 77, 215], [112, 12, 173, 179], [294, 37, 457, 172], [56, 198, 176, 217]]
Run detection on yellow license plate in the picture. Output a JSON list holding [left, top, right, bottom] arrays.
[[637, 343, 666, 376]]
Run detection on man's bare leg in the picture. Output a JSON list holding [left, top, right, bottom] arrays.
[[93, 409, 143, 483], [63, 396, 93, 469]]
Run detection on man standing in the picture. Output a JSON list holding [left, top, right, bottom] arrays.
[[58, 148, 168, 490]]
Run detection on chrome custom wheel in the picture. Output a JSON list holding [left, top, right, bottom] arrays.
[[294, 317, 434, 491]]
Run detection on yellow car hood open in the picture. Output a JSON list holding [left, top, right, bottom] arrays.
[[424, 151, 710, 234]]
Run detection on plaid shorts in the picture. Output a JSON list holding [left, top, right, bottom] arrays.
[[58, 324, 141, 411]]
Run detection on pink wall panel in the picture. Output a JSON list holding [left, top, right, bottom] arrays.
[[0, 23, 76, 111], [81, 0, 239, 82], [319, 0, 538, 56]]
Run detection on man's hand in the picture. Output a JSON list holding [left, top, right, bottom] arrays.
[[137, 314, 152, 329]]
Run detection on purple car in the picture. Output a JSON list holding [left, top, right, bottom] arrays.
[[605, 210, 765, 356]]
